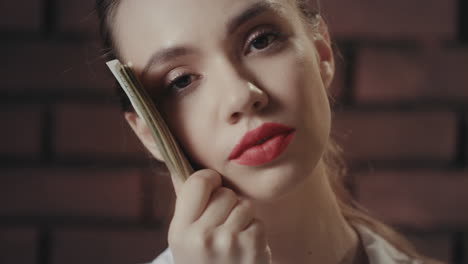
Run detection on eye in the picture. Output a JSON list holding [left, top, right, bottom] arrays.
[[245, 29, 280, 55], [252, 33, 276, 50], [167, 73, 196, 91]]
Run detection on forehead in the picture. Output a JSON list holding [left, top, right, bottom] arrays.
[[112, 0, 296, 64]]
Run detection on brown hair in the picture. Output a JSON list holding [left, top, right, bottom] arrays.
[[95, 0, 441, 262]]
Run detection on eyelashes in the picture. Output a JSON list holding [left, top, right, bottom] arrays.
[[243, 27, 283, 55], [162, 26, 285, 96], [165, 72, 199, 92]]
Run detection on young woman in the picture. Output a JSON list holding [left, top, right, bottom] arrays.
[[96, 0, 442, 263]]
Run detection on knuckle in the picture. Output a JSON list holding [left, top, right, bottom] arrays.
[[239, 199, 254, 214], [242, 225, 267, 253], [198, 169, 220, 181], [190, 175, 212, 192], [214, 230, 237, 250], [170, 227, 216, 251], [192, 229, 214, 249], [246, 220, 265, 238], [218, 187, 237, 201], [190, 170, 220, 190]]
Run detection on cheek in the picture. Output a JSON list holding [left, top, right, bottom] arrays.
[[161, 93, 215, 168], [158, 42, 331, 169], [253, 42, 332, 148], [252, 42, 326, 114]]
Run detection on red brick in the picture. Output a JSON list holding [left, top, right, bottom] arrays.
[[54, 103, 146, 158], [333, 111, 457, 162], [57, 0, 99, 36], [0, 106, 42, 157], [320, 0, 456, 39], [0, 227, 37, 264], [405, 232, 452, 263], [148, 169, 175, 226], [52, 228, 167, 264], [355, 47, 468, 103], [1, 42, 114, 94], [355, 170, 468, 229], [0, 169, 142, 219], [0, 0, 42, 32]]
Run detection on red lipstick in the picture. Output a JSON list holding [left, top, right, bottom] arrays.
[[228, 122, 295, 166]]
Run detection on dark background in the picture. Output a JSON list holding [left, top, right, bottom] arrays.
[[0, 0, 467, 263]]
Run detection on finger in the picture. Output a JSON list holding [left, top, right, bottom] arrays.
[[239, 219, 268, 258], [172, 169, 222, 227], [170, 172, 184, 196], [196, 187, 238, 227], [223, 199, 255, 232]]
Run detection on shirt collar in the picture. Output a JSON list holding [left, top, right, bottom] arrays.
[[354, 224, 423, 264]]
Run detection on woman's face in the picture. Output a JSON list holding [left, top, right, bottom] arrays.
[[113, 0, 333, 201]]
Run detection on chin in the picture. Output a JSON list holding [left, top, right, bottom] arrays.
[[231, 155, 321, 202], [221, 131, 327, 202]]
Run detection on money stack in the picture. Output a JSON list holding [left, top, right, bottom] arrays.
[[106, 59, 193, 184]]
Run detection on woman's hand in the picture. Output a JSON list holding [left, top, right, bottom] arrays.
[[168, 169, 271, 264]]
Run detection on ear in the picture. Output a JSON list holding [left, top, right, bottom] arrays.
[[311, 17, 335, 89], [125, 112, 165, 162]]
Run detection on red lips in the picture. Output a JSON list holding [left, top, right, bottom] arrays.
[[228, 122, 295, 166]]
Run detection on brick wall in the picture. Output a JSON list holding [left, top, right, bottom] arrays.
[[0, 0, 466, 263]]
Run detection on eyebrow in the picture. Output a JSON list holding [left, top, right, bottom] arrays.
[[141, 1, 281, 77], [226, 1, 282, 35]]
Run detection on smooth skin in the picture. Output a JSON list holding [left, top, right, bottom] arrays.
[[112, 0, 369, 263]]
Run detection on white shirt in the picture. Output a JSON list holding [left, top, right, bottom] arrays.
[[149, 224, 423, 264]]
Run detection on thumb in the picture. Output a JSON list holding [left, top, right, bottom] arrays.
[[170, 172, 185, 196]]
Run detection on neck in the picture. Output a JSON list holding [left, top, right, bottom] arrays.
[[254, 160, 368, 264]]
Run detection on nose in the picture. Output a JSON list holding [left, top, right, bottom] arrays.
[[211, 56, 269, 124], [223, 81, 269, 124]]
